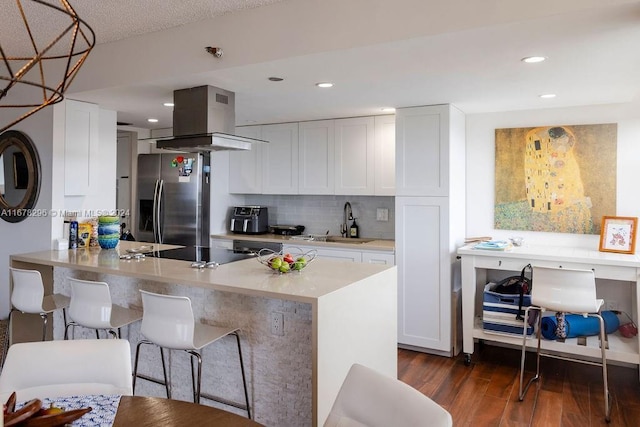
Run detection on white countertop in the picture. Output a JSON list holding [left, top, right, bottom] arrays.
[[11, 241, 395, 304], [457, 243, 640, 268], [212, 232, 395, 252]]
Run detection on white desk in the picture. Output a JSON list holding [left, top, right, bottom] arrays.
[[457, 244, 640, 372]]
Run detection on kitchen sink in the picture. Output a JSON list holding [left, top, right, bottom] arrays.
[[324, 236, 375, 244]]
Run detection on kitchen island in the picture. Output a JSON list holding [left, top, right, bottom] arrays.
[[9, 241, 397, 427]]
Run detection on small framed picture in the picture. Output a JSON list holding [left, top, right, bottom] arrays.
[[599, 216, 638, 254]]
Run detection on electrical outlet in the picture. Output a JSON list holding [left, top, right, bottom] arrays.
[[376, 208, 389, 222], [270, 312, 284, 336]]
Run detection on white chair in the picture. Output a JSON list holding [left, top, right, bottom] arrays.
[[0, 339, 133, 402], [64, 278, 142, 339], [2, 267, 70, 366], [519, 266, 610, 422], [324, 363, 453, 427], [132, 290, 251, 418]]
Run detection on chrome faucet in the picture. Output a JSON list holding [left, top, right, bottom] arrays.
[[341, 202, 353, 237]]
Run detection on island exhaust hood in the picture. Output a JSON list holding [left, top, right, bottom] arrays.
[[155, 85, 266, 152]]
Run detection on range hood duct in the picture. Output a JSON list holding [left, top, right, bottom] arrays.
[[155, 85, 266, 152]]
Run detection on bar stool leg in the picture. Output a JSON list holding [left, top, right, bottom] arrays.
[[519, 306, 542, 400], [64, 322, 75, 340], [40, 313, 48, 341], [596, 313, 611, 422], [160, 347, 171, 399], [234, 332, 251, 419], [132, 341, 143, 394], [133, 342, 172, 399], [187, 350, 203, 403]]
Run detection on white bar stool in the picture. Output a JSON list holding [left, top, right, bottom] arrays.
[[519, 266, 611, 422], [64, 278, 142, 339], [132, 290, 251, 419], [2, 268, 70, 366]]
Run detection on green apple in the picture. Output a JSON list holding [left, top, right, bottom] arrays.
[[270, 256, 282, 270], [293, 257, 307, 270], [279, 262, 290, 273]]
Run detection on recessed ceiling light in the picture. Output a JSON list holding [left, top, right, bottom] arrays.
[[316, 82, 333, 88], [522, 56, 546, 63], [539, 93, 556, 99], [268, 77, 284, 82], [381, 107, 396, 112], [147, 118, 159, 123], [163, 102, 174, 107]]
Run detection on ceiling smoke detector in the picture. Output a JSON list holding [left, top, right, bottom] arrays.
[[205, 46, 223, 58]]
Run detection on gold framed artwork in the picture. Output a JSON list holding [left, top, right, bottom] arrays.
[[599, 216, 637, 254], [495, 123, 617, 234]]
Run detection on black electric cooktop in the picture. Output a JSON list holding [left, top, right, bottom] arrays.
[[148, 246, 251, 264]]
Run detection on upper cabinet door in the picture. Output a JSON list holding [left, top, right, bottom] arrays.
[[262, 123, 299, 194], [374, 115, 395, 196], [298, 120, 335, 195], [229, 125, 263, 194], [395, 105, 450, 196], [64, 100, 99, 196], [334, 117, 375, 195]]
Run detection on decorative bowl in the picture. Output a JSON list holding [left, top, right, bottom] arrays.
[[98, 234, 119, 249], [97, 215, 120, 249], [257, 247, 317, 274]]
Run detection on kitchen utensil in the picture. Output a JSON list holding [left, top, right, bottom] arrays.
[[269, 225, 305, 236]]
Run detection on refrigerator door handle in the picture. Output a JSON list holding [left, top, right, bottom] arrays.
[[156, 179, 164, 244], [152, 179, 159, 243]]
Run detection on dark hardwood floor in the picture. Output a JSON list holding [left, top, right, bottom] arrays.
[[398, 344, 640, 426]]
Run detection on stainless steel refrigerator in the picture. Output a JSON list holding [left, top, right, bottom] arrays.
[[136, 153, 210, 246]]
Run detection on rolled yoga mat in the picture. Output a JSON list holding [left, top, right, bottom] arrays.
[[540, 310, 619, 340]]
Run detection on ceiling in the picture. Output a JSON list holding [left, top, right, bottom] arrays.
[[2, 0, 640, 130]]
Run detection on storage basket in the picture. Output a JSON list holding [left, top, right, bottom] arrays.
[[482, 283, 534, 336]]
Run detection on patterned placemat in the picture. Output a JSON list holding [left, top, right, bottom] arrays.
[[16, 394, 121, 426]]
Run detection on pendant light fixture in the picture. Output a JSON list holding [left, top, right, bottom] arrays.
[[0, 0, 95, 132]]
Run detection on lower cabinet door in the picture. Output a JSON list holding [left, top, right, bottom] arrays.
[[396, 196, 452, 353]]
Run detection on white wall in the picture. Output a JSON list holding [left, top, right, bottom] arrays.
[[465, 101, 640, 250], [0, 110, 54, 318]]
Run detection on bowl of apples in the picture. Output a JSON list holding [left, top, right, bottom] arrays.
[[257, 247, 317, 274]]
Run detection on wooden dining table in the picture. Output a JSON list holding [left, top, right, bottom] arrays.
[[112, 396, 264, 427]]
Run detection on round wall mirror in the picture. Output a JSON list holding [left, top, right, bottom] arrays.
[[0, 130, 42, 223]]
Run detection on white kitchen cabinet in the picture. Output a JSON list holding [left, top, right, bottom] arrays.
[[231, 116, 394, 196], [374, 115, 395, 196], [396, 105, 464, 197], [334, 117, 375, 195], [298, 120, 334, 194], [283, 244, 395, 264], [64, 100, 99, 195], [285, 244, 362, 262], [395, 104, 465, 356], [229, 125, 263, 194], [262, 123, 299, 194], [362, 251, 395, 265]]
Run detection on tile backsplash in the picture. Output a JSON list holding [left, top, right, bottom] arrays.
[[243, 195, 395, 240]]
